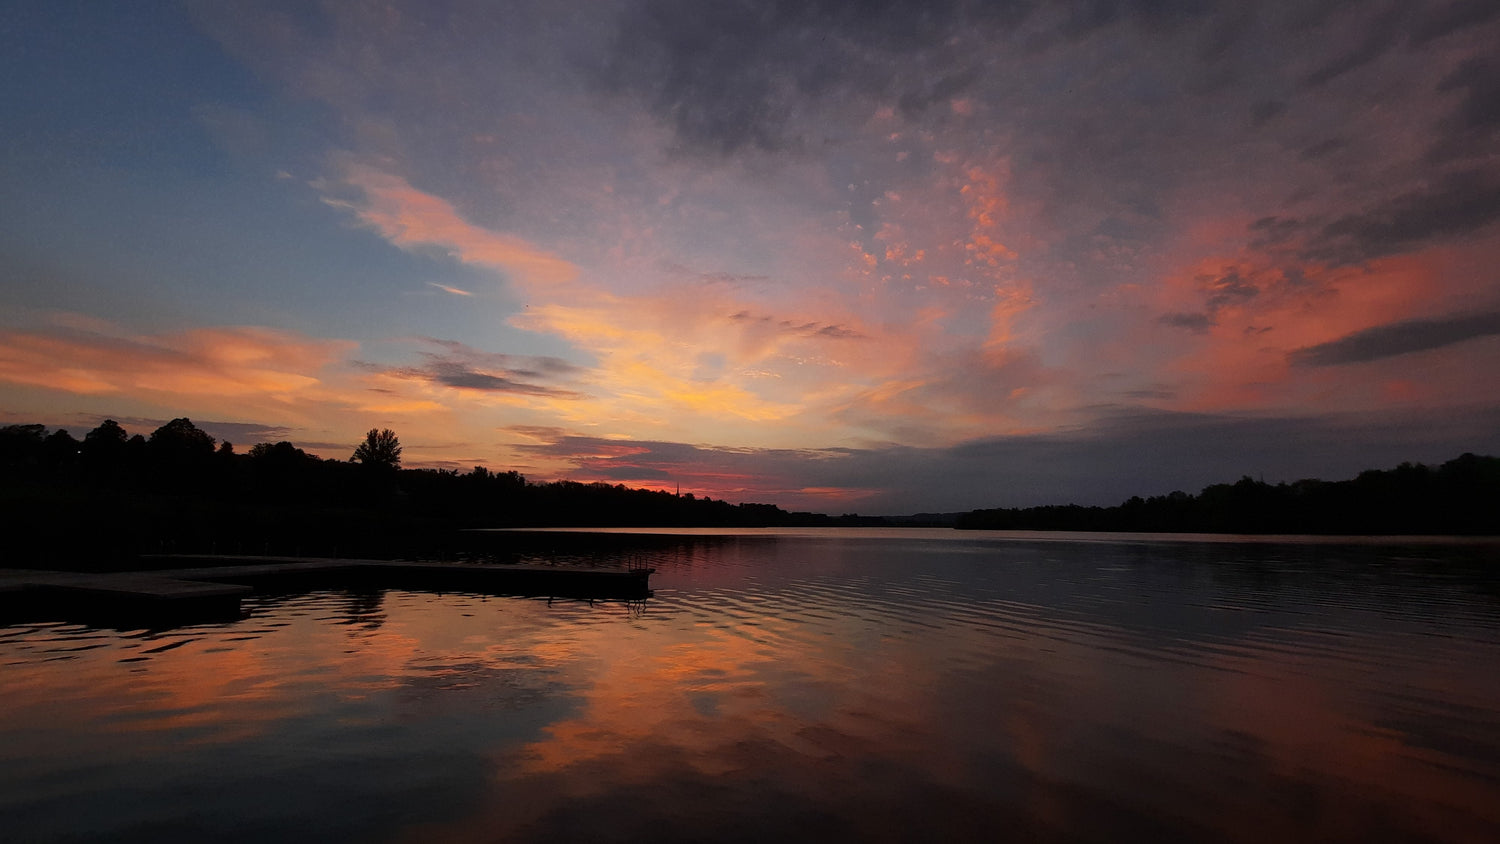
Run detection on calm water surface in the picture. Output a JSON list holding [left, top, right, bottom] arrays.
[[3, 529, 1499, 843]]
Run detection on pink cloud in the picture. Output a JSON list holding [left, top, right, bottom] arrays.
[[327, 164, 1011, 446], [334, 163, 577, 289]]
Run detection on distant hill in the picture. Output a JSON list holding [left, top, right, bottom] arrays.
[[956, 454, 1500, 535]]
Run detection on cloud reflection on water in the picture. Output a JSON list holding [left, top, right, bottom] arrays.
[[2, 534, 1499, 843]]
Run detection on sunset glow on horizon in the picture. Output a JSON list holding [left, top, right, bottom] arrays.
[[4, 1, 1499, 512]]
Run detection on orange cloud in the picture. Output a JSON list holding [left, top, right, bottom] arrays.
[[324, 161, 1065, 450], [0, 324, 353, 400]]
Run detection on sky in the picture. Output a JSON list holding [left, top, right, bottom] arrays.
[[2, 0, 1499, 514]]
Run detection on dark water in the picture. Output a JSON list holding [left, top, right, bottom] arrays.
[[3, 529, 1499, 843]]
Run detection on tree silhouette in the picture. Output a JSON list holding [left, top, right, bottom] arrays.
[[42, 429, 79, 469], [84, 419, 129, 450], [81, 419, 132, 478], [0, 424, 47, 472], [351, 428, 402, 470], [149, 418, 215, 457]]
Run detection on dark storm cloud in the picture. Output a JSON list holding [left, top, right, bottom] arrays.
[[1299, 1, 1499, 89], [1437, 57, 1500, 131], [1300, 4, 1411, 89], [1409, 0, 1500, 46], [596, 0, 1500, 192], [1304, 169, 1500, 264], [873, 406, 1500, 511], [1247, 215, 1302, 248], [1249, 99, 1287, 127], [1299, 137, 1346, 160], [598, 0, 1013, 154], [601, 0, 1230, 156], [1428, 55, 1500, 162], [1288, 310, 1500, 366]]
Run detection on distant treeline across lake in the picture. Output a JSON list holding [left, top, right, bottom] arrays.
[[956, 453, 1500, 535], [3, 417, 1497, 569]]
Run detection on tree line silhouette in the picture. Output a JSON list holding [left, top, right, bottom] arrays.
[[955, 453, 1500, 535], [0, 417, 833, 568], [5, 416, 1497, 569]]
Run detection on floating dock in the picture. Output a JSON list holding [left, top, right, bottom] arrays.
[[0, 556, 653, 627]]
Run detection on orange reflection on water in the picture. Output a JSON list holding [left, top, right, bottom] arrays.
[[0, 592, 559, 749], [1189, 642, 1500, 844], [6, 550, 1499, 844], [403, 574, 1500, 843]]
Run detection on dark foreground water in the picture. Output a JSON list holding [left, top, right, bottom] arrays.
[[3, 529, 1499, 843]]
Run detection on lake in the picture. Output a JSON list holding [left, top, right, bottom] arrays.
[[3, 529, 1499, 843]]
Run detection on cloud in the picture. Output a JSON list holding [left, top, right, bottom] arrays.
[[1249, 99, 1287, 126], [1159, 312, 1214, 332], [1156, 267, 1264, 332], [60, 0, 1500, 498], [363, 338, 585, 398], [727, 310, 865, 340], [1429, 55, 1500, 162], [426, 282, 474, 296], [1437, 56, 1500, 131], [598, 0, 1042, 156], [508, 428, 865, 501], [661, 262, 771, 285], [1308, 169, 1500, 264], [862, 405, 1500, 511], [1299, 4, 1408, 89], [325, 168, 890, 433], [508, 405, 1500, 513], [1204, 268, 1259, 309], [0, 324, 353, 398], [1410, 0, 1500, 46], [324, 161, 1057, 443], [419, 363, 571, 395], [331, 163, 577, 289], [1289, 309, 1500, 366], [1299, 137, 1346, 160]]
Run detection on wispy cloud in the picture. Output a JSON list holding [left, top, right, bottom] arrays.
[[331, 163, 577, 289], [1289, 310, 1500, 366], [0, 324, 353, 398], [10, 1, 1500, 510], [361, 338, 586, 398], [426, 281, 473, 297], [1309, 170, 1500, 265], [727, 310, 865, 340]]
